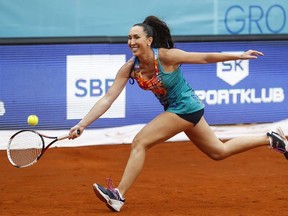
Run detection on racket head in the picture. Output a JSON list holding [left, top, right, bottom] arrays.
[[7, 130, 45, 168]]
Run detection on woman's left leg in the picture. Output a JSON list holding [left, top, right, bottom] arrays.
[[184, 116, 270, 160]]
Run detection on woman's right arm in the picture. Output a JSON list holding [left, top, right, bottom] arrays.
[[69, 58, 134, 138]]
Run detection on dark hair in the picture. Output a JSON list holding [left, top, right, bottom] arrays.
[[129, 16, 174, 84], [133, 16, 174, 49]]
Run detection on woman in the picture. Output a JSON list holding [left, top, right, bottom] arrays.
[[69, 16, 287, 212]]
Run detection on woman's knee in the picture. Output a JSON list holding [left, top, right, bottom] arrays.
[[131, 136, 147, 152], [207, 151, 227, 161], [199, 143, 227, 161], [204, 145, 228, 161]]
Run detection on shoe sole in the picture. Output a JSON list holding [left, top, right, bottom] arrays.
[[276, 127, 288, 142], [285, 152, 288, 160], [92, 184, 118, 212], [271, 127, 288, 160], [276, 127, 288, 157]]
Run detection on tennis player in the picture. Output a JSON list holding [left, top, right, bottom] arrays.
[[69, 16, 288, 212]]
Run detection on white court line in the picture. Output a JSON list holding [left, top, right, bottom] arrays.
[[0, 119, 287, 150]]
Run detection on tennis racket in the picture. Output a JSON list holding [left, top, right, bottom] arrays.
[[7, 129, 80, 168]]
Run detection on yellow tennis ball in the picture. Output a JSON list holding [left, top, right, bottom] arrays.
[[27, 115, 38, 126]]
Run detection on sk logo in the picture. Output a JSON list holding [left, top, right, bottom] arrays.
[[216, 52, 249, 86]]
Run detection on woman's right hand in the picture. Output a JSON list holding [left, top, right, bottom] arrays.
[[69, 124, 84, 139]]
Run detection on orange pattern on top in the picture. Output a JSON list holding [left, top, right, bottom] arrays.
[[133, 57, 167, 96]]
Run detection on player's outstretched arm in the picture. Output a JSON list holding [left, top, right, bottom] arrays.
[[69, 58, 134, 139], [160, 48, 264, 65]]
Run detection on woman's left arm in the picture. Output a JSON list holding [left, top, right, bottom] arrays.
[[161, 48, 264, 65]]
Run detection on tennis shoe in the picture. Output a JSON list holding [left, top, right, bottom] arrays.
[[93, 178, 125, 212], [267, 127, 288, 159]]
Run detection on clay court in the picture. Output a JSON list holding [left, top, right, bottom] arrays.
[[1, 140, 287, 216]]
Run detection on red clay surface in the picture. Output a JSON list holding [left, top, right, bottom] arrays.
[[1, 141, 288, 216]]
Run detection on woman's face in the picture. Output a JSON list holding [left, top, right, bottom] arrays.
[[128, 26, 152, 56]]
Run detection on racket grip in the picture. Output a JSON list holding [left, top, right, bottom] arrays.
[[58, 129, 81, 140]]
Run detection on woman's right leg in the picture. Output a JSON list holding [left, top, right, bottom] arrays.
[[93, 111, 194, 212], [117, 111, 194, 196]]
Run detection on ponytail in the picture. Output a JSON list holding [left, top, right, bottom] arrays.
[[133, 16, 174, 49]]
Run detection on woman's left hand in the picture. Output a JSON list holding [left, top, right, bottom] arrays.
[[241, 50, 264, 59]]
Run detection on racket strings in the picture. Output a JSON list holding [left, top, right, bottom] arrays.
[[8, 131, 43, 167]]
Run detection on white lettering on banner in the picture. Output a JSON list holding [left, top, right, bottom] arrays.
[[212, 50, 286, 106], [0, 101, 5, 116], [66, 55, 126, 120], [196, 88, 285, 105]]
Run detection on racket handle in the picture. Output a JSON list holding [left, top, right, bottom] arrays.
[[58, 129, 81, 140]]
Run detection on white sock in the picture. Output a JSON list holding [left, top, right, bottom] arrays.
[[268, 136, 273, 148]]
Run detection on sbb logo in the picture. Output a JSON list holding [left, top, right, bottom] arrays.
[[66, 54, 126, 119], [216, 52, 249, 86]]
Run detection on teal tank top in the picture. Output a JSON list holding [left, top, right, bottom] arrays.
[[133, 48, 204, 114]]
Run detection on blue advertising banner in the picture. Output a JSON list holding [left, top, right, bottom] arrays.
[[0, 41, 287, 129], [0, 0, 287, 37]]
